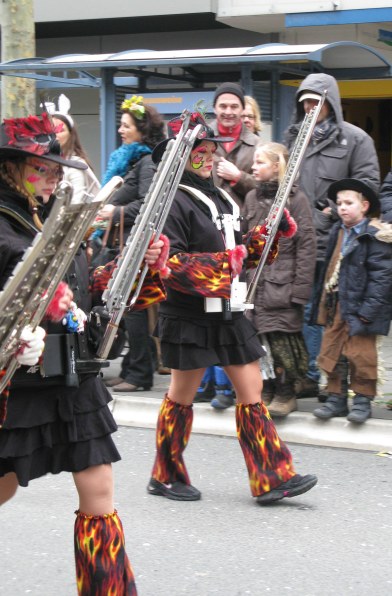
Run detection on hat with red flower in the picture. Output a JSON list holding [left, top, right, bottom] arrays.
[[152, 110, 232, 164]]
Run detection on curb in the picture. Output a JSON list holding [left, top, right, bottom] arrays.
[[111, 394, 392, 453]]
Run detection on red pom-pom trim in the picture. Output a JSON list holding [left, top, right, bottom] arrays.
[[228, 244, 248, 277], [45, 281, 70, 322]]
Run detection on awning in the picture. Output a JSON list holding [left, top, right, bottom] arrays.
[[0, 41, 391, 87]]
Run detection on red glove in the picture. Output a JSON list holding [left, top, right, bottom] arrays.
[[228, 245, 248, 277]]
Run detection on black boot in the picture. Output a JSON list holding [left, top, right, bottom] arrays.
[[347, 394, 372, 424], [313, 394, 348, 419]]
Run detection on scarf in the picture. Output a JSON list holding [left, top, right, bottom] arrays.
[[102, 142, 152, 185], [256, 180, 279, 201], [312, 116, 336, 143], [218, 121, 242, 153]]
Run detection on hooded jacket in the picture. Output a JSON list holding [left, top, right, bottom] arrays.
[[380, 168, 392, 223], [285, 73, 380, 261]]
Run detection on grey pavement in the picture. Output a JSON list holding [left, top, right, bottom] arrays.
[[104, 332, 392, 453], [2, 428, 392, 596]]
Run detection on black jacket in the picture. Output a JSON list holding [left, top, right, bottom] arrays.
[[312, 218, 392, 336]]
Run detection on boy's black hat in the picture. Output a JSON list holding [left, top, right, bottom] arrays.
[[328, 178, 380, 216]]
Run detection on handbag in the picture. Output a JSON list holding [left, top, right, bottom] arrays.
[[87, 305, 127, 360], [90, 206, 124, 269]]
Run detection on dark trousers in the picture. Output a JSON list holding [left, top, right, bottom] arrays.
[[121, 309, 154, 387]]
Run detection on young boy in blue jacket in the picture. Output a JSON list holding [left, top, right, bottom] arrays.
[[312, 178, 392, 423]]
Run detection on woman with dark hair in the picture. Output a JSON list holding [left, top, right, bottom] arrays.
[[97, 96, 167, 392], [50, 94, 100, 204], [99, 95, 166, 226]]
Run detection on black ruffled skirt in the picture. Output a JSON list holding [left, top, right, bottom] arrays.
[[0, 375, 121, 487], [156, 312, 264, 370]]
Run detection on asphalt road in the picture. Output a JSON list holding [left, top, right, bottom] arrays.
[[1, 427, 391, 596]]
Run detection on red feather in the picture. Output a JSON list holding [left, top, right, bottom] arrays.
[[3, 113, 57, 155]]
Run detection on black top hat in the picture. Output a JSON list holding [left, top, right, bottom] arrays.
[[152, 111, 232, 164], [0, 113, 87, 170], [328, 178, 380, 217]]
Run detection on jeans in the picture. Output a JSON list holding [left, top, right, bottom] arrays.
[[121, 309, 154, 387], [302, 261, 324, 383]]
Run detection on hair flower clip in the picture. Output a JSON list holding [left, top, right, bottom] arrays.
[[121, 95, 146, 120]]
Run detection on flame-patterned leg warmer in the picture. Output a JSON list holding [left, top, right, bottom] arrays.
[[74, 510, 137, 596], [151, 394, 193, 485], [236, 402, 296, 497]]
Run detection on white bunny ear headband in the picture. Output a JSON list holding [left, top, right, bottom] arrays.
[[41, 94, 74, 130]]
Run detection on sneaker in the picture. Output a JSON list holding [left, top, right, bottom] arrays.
[[294, 377, 320, 398], [147, 478, 201, 501], [194, 380, 216, 402], [210, 392, 235, 410], [256, 474, 318, 505]]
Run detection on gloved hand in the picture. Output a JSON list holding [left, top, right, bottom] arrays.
[[63, 301, 87, 333], [16, 325, 46, 366]]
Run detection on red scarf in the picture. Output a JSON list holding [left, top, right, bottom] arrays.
[[218, 121, 242, 154]]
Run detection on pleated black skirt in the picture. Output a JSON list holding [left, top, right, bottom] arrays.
[[0, 375, 121, 487], [156, 312, 264, 370]]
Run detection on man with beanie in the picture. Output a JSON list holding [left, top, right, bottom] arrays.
[[211, 82, 260, 208], [284, 73, 380, 399]]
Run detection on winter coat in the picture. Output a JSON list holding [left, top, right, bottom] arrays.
[[210, 120, 259, 207], [110, 153, 156, 233], [285, 73, 380, 261], [312, 218, 392, 336], [380, 168, 392, 223], [63, 155, 100, 205], [242, 183, 316, 333]]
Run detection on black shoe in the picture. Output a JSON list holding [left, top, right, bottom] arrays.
[[347, 395, 372, 424], [210, 392, 235, 409], [313, 394, 348, 419], [147, 478, 201, 501], [294, 377, 320, 398], [194, 380, 216, 402], [256, 474, 318, 505]]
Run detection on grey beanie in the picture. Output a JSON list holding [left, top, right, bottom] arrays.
[[213, 82, 245, 107]]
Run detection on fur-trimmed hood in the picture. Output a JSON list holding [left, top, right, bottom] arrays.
[[368, 218, 392, 243]]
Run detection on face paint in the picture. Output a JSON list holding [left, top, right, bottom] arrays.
[[25, 175, 40, 195], [185, 141, 217, 179], [190, 145, 210, 170]]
